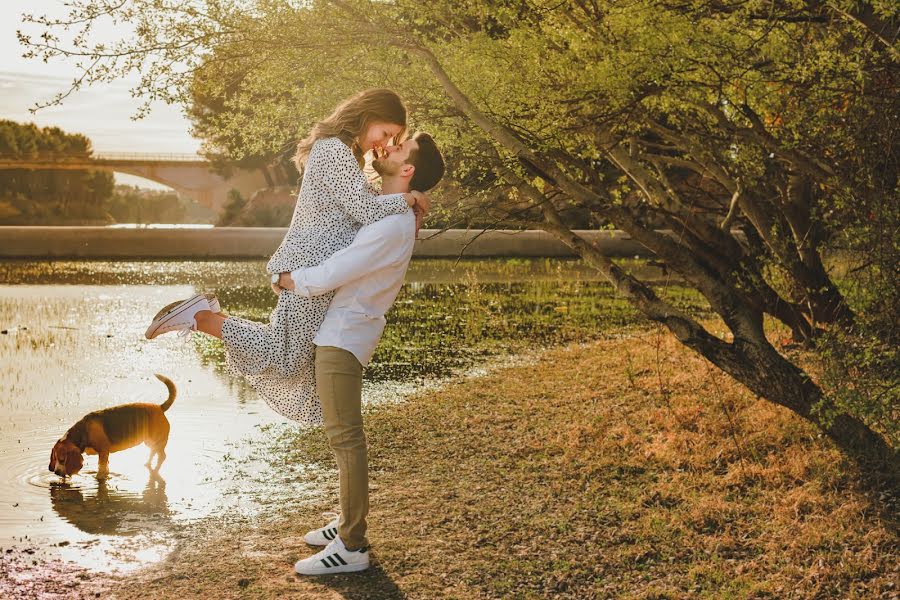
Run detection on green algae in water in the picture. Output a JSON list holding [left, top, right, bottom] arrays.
[[0, 258, 708, 384]]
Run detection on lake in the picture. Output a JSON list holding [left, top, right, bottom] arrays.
[[0, 258, 704, 575]]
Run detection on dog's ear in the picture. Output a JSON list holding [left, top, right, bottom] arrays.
[[49, 443, 59, 472], [65, 446, 84, 475]]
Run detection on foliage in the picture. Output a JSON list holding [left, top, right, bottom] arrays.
[[216, 187, 297, 226], [215, 189, 247, 226], [106, 185, 193, 224], [816, 256, 900, 446], [0, 120, 115, 224], [18, 1, 900, 460]]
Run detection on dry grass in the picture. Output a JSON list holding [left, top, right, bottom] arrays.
[[95, 329, 898, 599]]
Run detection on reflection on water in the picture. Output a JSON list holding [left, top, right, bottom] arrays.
[[0, 283, 281, 575], [0, 259, 707, 578], [49, 474, 169, 536]]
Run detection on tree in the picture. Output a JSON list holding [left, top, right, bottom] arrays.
[[19, 0, 899, 466], [0, 120, 115, 224], [216, 189, 247, 226], [106, 185, 191, 224]]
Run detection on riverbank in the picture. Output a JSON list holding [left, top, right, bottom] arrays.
[[59, 328, 898, 599], [0, 227, 657, 259]]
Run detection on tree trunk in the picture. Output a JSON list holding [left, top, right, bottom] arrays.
[[546, 213, 896, 467], [725, 338, 895, 462], [411, 41, 895, 468]]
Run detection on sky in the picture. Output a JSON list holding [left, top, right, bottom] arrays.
[[1, 1, 200, 188]]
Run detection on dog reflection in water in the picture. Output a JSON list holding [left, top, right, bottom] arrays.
[[50, 472, 169, 536], [49, 374, 176, 479]]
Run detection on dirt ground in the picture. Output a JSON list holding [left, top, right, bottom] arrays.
[[9, 329, 900, 599]]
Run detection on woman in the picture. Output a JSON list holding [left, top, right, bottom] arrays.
[[144, 89, 429, 425]]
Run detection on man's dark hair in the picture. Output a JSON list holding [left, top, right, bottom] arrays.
[[406, 132, 445, 192]]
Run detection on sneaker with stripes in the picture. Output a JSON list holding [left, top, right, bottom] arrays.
[[294, 535, 370, 575], [303, 513, 340, 546]]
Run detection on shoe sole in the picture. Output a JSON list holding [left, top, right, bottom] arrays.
[[294, 563, 369, 576], [145, 294, 207, 339]]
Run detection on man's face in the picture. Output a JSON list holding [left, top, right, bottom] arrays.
[[373, 138, 419, 178]]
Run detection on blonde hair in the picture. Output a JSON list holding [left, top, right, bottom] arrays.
[[292, 88, 408, 172]]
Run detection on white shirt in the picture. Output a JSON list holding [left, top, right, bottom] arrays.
[[290, 211, 416, 366]]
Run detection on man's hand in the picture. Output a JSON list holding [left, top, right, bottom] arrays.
[[278, 272, 296, 291]]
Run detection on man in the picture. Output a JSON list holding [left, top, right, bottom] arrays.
[[277, 132, 445, 575]]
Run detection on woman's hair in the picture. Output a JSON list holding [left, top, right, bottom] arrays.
[[292, 88, 408, 172]]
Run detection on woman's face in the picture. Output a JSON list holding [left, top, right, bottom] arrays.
[[359, 121, 403, 156]]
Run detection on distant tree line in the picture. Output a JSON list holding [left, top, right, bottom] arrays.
[[107, 185, 193, 224], [0, 120, 115, 224], [0, 120, 212, 225]]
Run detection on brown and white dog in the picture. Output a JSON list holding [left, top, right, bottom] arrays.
[[49, 374, 176, 479]]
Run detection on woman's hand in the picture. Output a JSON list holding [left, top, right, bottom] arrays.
[[411, 190, 430, 215], [404, 190, 430, 216], [271, 282, 282, 296], [413, 205, 425, 235]]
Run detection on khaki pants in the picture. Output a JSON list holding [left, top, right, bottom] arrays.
[[314, 345, 368, 550]]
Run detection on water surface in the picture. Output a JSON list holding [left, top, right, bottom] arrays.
[[0, 258, 705, 575]]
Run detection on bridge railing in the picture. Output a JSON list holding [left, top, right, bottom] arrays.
[[0, 152, 205, 162], [95, 152, 205, 162]]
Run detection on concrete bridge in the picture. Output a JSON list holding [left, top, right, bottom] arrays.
[[0, 152, 286, 211]]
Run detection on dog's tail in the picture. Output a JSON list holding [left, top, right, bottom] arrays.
[[155, 374, 177, 412]]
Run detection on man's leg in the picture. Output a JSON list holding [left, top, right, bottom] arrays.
[[315, 345, 369, 550]]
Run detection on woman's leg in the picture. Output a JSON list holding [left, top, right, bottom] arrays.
[[194, 310, 226, 339]]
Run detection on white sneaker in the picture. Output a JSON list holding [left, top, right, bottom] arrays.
[[145, 294, 212, 339], [294, 536, 370, 576], [304, 513, 341, 546], [150, 294, 220, 322]]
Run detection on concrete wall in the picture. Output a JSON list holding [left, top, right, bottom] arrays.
[[0, 227, 654, 259]]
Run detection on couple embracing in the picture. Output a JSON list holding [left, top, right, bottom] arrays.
[[143, 89, 446, 576]]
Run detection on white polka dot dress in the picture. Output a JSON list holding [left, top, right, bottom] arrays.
[[221, 137, 409, 425]]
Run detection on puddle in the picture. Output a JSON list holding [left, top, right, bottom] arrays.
[[0, 285, 287, 574]]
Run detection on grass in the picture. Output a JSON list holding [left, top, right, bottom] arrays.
[[89, 327, 898, 599], [0, 256, 708, 384]]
